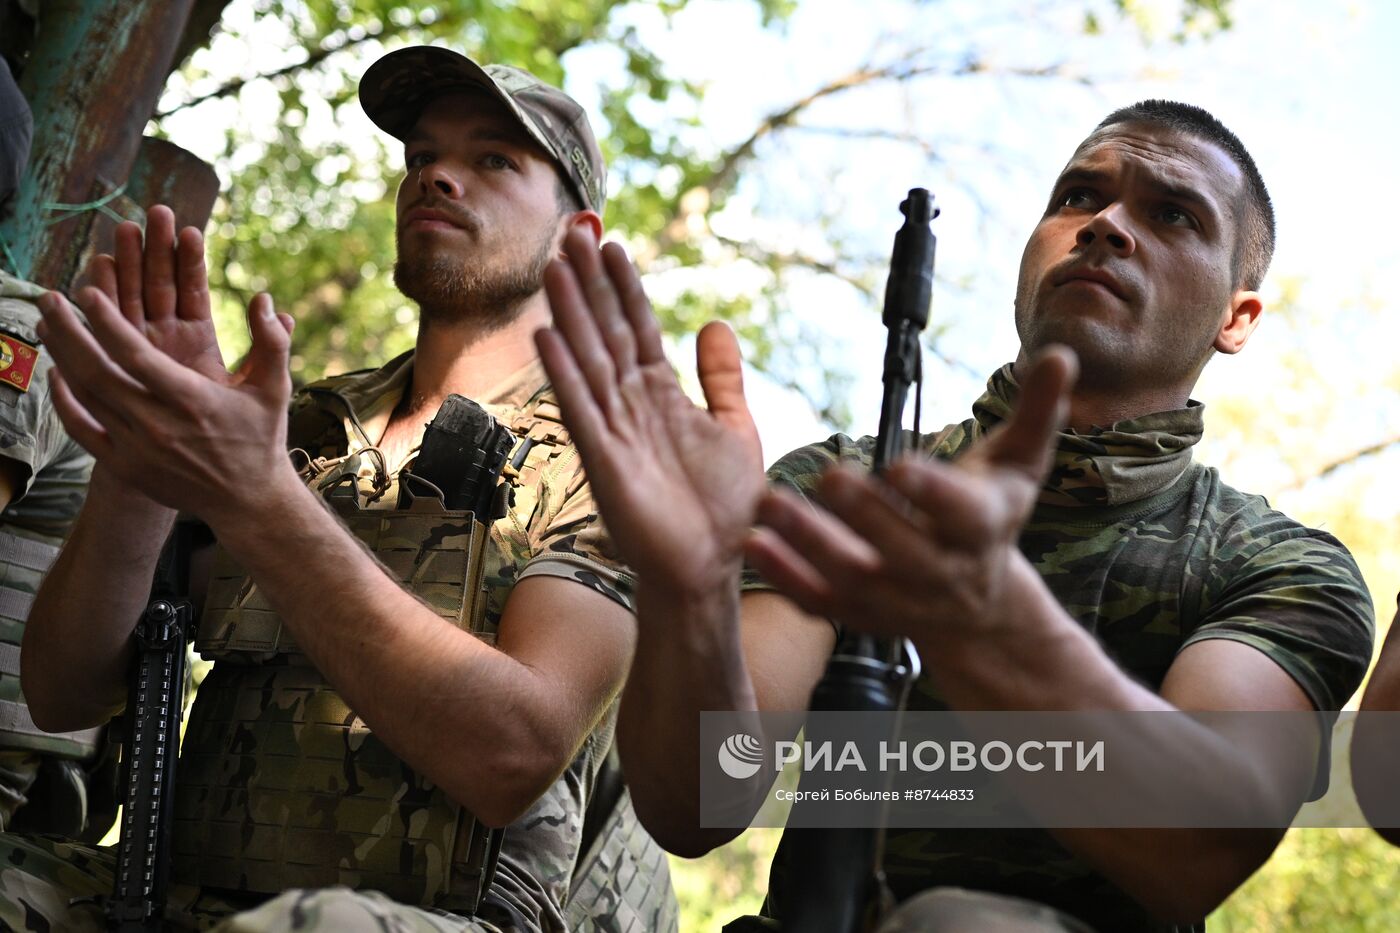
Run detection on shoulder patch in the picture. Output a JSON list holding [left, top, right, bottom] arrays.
[[0, 328, 40, 392]]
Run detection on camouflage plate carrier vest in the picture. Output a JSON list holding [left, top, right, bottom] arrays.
[[168, 395, 552, 913], [0, 525, 102, 759]]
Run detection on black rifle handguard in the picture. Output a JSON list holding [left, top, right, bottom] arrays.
[[779, 189, 937, 933], [108, 521, 208, 932]]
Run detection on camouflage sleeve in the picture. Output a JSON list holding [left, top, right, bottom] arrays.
[[0, 310, 68, 502], [739, 434, 868, 595], [738, 424, 976, 594], [515, 451, 636, 612], [1180, 529, 1375, 712]]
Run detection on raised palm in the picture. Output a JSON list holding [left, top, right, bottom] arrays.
[[537, 231, 765, 592], [85, 205, 247, 384]]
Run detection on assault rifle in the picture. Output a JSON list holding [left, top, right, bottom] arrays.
[[778, 189, 938, 932], [107, 519, 209, 932]]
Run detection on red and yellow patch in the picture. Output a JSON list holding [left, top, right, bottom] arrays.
[[0, 332, 39, 392]]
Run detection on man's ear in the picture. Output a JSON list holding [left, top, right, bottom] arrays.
[[556, 209, 603, 252], [1214, 290, 1263, 355]]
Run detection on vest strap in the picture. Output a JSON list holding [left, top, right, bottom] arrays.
[[0, 698, 102, 752], [0, 531, 60, 573]]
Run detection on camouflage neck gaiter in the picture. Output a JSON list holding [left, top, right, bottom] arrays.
[[971, 363, 1204, 508]]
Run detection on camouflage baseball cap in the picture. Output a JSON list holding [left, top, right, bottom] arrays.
[[360, 46, 606, 214]]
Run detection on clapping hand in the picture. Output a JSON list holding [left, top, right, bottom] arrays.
[[36, 205, 297, 521], [746, 348, 1077, 642], [536, 228, 766, 595]]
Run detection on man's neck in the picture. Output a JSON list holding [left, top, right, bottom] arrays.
[[398, 294, 551, 422], [1064, 387, 1191, 433], [1013, 349, 1195, 433]]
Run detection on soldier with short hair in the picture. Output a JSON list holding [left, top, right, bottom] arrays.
[[2, 48, 676, 932], [533, 100, 1375, 931], [0, 52, 109, 841]]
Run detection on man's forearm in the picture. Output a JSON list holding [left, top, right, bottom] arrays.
[[22, 467, 175, 730], [921, 552, 1307, 920], [1351, 600, 1400, 844], [204, 466, 585, 826], [618, 578, 759, 857]]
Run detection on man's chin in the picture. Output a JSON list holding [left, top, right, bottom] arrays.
[[393, 262, 461, 309], [1026, 314, 1119, 354], [1022, 321, 1133, 385]]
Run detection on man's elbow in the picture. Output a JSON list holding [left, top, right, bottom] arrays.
[[20, 658, 120, 734], [19, 626, 125, 734], [18, 683, 67, 734], [626, 789, 738, 858], [649, 825, 733, 859], [18, 645, 74, 733], [1130, 830, 1282, 923], [464, 748, 737, 854], [457, 737, 582, 829]]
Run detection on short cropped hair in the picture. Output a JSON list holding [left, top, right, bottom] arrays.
[[1096, 100, 1275, 291]]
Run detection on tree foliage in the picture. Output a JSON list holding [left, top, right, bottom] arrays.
[[138, 0, 1241, 423], [149, 0, 800, 383]]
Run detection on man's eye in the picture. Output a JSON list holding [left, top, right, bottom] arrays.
[[1059, 189, 1095, 209], [483, 153, 515, 171], [406, 151, 433, 169], [1159, 206, 1194, 228]]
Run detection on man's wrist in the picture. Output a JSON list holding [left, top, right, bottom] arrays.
[[88, 463, 176, 523], [201, 460, 310, 553], [636, 571, 744, 651], [913, 551, 1063, 689], [653, 551, 744, 603]]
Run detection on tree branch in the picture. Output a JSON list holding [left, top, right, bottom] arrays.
[[652, 54, 1083, 256], [789, 124, 939, 155], [714, 234, 880, 301], [707, 56, 1081, 196], [1286, 434, 1400, 490], [156, 19, 414, 118], [705, 56, 938, 199], [157, 1, 615, 120]]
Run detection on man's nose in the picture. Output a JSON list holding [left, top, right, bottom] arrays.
[[1076, 204, 1135, 256], [418, 162, 462, 198]]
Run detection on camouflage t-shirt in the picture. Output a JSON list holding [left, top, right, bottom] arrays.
[[0, 271, 91, 536], [0, 270, 94, 826], [743, 364, 1375, 933], [175, 351, 634, 932]]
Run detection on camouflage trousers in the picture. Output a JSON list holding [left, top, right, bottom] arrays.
[[0, 834, 504, 932], [874, 887, 1097, 933]]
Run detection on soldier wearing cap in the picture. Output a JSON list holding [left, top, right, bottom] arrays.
[[0, 54, 108, 840], [0, 48, 675, 932]]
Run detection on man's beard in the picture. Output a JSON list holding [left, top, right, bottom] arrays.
[[393, 226, 554, 331]]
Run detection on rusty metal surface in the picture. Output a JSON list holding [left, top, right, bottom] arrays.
[[126, 137, 220, 223], [0, 0, 197, 288], [71, 136, 221, 293]]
